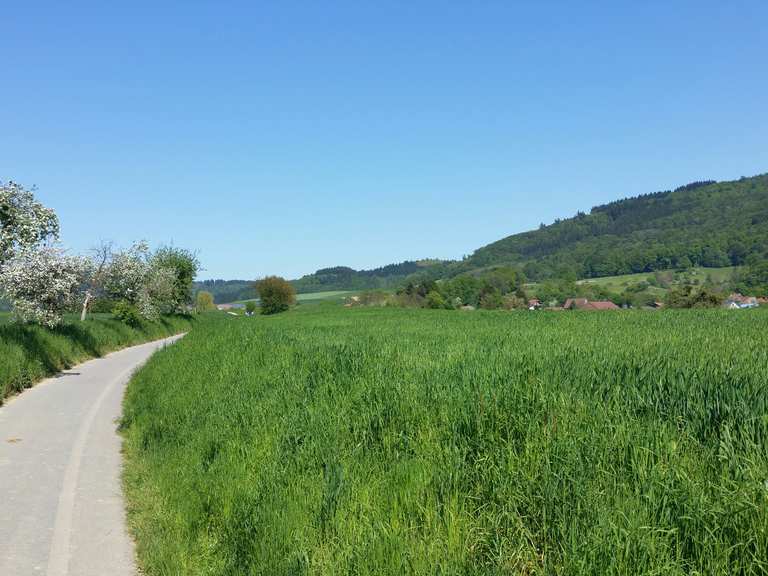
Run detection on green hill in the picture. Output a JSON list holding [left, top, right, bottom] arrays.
[[197, 173, 768, 301], [460, 175, 768, 281]]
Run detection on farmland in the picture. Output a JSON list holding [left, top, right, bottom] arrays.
[[122, 306, 768, 575]]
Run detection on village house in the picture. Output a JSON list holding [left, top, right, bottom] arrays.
[[563, 298, 620, 311], [724, 293, 759, 309]]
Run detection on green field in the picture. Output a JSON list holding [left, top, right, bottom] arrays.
[[122, 306, 767, 575], [296, 290, 353, 302]]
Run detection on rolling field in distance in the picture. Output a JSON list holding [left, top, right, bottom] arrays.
[[234, 290, 354, 306], [122, 306, 768, 575], [574, 266, 735, 292]]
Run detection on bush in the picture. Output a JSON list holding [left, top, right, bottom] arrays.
[[195, 291, 215, 312], [502, 294, 527, 310], [245, 301, 257, 315], [665, 286, 725, 309], [426, 290, 448, 309], [113, 301, 143, 327], [479, 288, 504, 310], [255, 276, 296, 315]]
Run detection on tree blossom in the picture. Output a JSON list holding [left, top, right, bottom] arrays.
[[102, 241, 152, 305], [0, 181, 60, 264], [0, 247, 90, 327]]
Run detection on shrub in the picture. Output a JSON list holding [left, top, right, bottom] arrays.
[[666, 286, 724, 309], [502, 294, 527, 310], [255, 276, 295, 315], [245, 301, 257, 315], [479, 287, 504, 310], [195, 291, 216, 312], [113, 301, 143, 327], [426, 290, 448, 309]]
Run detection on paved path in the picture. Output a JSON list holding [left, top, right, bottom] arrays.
[[0, 334, 184, 576]]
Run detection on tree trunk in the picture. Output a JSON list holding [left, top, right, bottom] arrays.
[[80, 291, 92, 321]]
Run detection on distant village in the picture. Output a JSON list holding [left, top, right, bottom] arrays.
[[215, 291, 766, 313]]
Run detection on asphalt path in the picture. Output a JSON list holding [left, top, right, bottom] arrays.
[[0, 334, 184, 576]]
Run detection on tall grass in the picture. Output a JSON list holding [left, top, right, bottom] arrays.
[[0, 313, 193, 402], [122, 307, 768, 575]]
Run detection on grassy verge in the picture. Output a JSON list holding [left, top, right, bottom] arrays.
[[122, 307, 768, 575], [0, 313, 194, 403]]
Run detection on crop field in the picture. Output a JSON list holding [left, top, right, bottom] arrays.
[[122, 307, 768, 575]]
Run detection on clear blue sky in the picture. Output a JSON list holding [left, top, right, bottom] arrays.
[[3, 2, 766, 280]]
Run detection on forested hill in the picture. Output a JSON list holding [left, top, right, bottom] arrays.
[[193, 261, 452, 303], [462, 174, 768, 280], [196, 173, 768, 300], [290, 260, 452, 293]]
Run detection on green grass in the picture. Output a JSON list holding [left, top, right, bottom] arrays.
[[296, 290, 354, 302], [0, 313, 194, 402], [122, 306, 768, 575]]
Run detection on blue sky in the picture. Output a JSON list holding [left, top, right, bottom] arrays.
[[2, 2, 767, 280]]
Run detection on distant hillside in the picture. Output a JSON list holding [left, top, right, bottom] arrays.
[[194, 261, 451, 303], [291, 260, 452, 293], [197, 173, 768, 300], [458, 174, 768, 280], [193, 279, 256, 304]]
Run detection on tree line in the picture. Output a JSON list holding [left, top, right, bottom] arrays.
[[0, 181, 199, 327]]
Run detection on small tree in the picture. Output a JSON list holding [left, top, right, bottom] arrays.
[[255, 276, 295, 315], [245, 300, 257, 315], [0, 247, 90, 327], [196, 291, 215, 312]]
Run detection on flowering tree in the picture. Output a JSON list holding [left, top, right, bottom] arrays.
[[152, 246, 200, 311], [0, 247, 90, 327], [137, 265, 177, 320], [102, 241, 152, 305], [100, 241, 181, 321], [0, 181, 59, 265]]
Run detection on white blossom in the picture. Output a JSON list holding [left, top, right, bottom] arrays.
[[102, 241, 152, 304], [0, 246, 90, 327], [0, 181, 60, 264]]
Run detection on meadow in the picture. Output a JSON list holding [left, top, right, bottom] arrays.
[[122, 306, 768, 575], [574, 266, 735, 293], [0, 313, 193, 402]]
